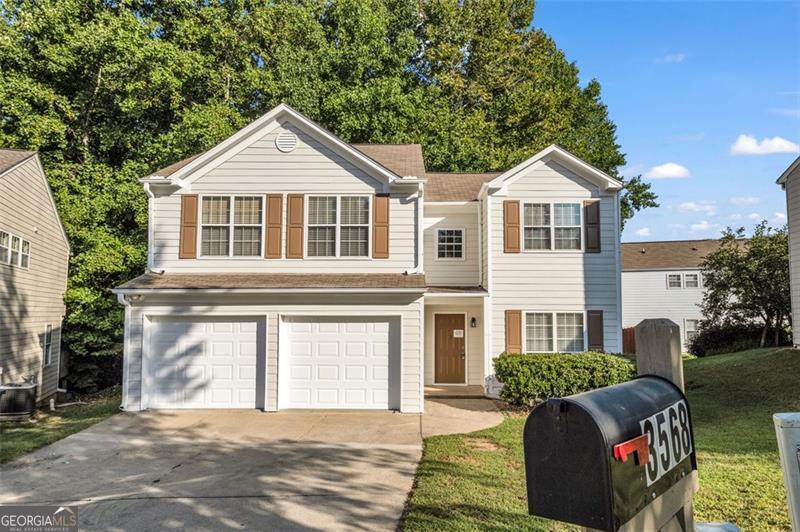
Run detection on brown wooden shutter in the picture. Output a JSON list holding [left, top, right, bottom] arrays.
[[372, 194, 390, 259], [584, 200, 601, 253], [503, 200, 520, 253], [505, 310, 523, 353], [587, 310, 604, 351], [286, 194, 304, 259], [265, 194, 283, 258], [179, 194, 198, 259]]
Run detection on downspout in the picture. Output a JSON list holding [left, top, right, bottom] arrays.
[[116, 293, 131, 411], [417, 184, 424, 273], [143, 183, 165, 275]]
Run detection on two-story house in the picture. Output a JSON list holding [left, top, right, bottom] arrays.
[[0, 150, 70, 402], [778, 156, 800, 347], [621, 239, 723, 349], [113, 104, 623, 413]]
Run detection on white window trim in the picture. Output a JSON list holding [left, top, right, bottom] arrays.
[[523, 310, 588, 353], [435, 227, 466, 261], [683, 272, 702, 289], [521, 201, 584, 253], [666, 273, 683, 289], [197, 194, 267, 258], [43, 323, 53, 366], [304, 194, 372, 260], [0, 230, 31, 269], [684, 318, 699, 343]]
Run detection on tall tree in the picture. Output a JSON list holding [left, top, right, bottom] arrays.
[[0, 0, 656, 390], [700, 222, 791, 347]]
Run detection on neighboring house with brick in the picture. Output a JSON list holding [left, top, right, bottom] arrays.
[[113, 103, 623, 412], [0, 150, 70, 402], [621, 239, 723, 349], [777, 156, 800, 347]]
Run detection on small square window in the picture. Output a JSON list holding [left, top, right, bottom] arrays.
[[667, 274, 682, 289], [437, 229, 464, 259], [684, 273, 700, 288]]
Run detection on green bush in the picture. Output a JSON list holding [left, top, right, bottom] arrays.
[[687, 323, 791, 357], [493, 352, 635, 406]]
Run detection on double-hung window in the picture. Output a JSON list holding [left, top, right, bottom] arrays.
[[0, 231, 9, 263], [666, 274, 682, 289], [523, 203, 582, 250], [307, 195, 370, 257], [201, 196, 264, 257], [437, 229, 464, 259], [43, 324, 53, 366], [684, 273, 700, 288], [685, 319, 699, 342], [525, 312, 585, 353], [10, 236, 20, 265]]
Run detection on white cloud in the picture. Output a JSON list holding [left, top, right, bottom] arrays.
[[770, 108, 800, 118], [729, 196, 760, 206], [679, 201, 716, 216], [774, 212, 787, 222], [730, 134, 800, 155], [656, 53, 687, 64], [671, 132, 705, 142], [635, 227, 651, 237], [690, 220, 711, 231], [728, 214, 743, 221], [747, 212, 762, 221], [645, 162, 691, 179]]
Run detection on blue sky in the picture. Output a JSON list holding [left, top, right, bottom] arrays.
[[533, 1, 800, 242]]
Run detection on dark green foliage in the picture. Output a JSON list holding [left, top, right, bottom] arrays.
[[493, 352, 635, 405], [687, 323, 790, 357], [0, 1, 655, 392]]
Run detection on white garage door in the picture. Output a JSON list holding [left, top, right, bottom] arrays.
[[147, 317, 262, 408], [281, 317, 396, 409]]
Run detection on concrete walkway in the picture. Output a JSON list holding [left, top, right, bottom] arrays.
[[0, 399, 502, 531]]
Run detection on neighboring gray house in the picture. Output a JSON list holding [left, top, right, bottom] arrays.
[[0, 150, 70, 402], [621, 239, 722, 349], [113, 103, 623, 413], [777, 156, 800, 347]]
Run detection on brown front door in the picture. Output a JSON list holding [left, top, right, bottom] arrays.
[[435, 314, 466, 383]]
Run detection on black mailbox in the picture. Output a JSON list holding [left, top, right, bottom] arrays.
[[523, 375, 697, 531]]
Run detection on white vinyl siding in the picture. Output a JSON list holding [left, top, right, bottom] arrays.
[[151, 123, 416, 273], [121, 293, 424, 413], [423, 204, 481, 286], [0, 156, 69, 401], [622, 269, 705, 348], [490, 158, 621, 360]]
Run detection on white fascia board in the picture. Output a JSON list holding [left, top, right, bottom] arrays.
[[424, 291, 489, 298], [483, 144, 623, 194], [777, 156, 800, 186], [112, 287, 427, 295], [424, 201, 480, 207], [162, 103, 401, 188]]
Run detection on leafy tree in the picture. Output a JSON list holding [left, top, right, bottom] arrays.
[[0, 0, 656, 391], [700, 222, 791, 347]]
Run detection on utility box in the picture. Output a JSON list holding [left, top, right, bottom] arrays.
[[524, 375, 697, 531]]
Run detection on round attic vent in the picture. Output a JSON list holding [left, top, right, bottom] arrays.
[[275, 131, 298, 153]]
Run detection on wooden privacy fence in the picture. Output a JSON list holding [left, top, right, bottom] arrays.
[[622, 327, 636, 354]]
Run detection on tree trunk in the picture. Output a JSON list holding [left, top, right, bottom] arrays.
[[760, 317, 770, 348], [774, 313, 782, 346]]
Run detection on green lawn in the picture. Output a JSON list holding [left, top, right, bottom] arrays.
[[402, 348, 798, 531], [0, 392, 120, 464]]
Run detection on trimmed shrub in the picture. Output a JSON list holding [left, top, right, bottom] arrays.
[[687, 323, 791, 357], [493, 352, 635, 406]]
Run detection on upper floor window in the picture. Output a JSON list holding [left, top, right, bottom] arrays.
[[0, 230, 30, 268], [523, 203, 581, 251], [307, 195, 370, 257], [43, 324, 53, 366], [437, 229, 464, 259], [667, 272, 701, 289], [201, 196, 263, 257], [525, 312, 585, 353]]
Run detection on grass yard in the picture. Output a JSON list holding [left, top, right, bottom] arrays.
[[0, 390, 120, 464], [402, 348, 799, 531]]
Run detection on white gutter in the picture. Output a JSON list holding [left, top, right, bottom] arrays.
[[112, 287, 427, 295]]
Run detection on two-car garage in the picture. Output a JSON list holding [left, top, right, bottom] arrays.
[[144, 315, 401, 411]]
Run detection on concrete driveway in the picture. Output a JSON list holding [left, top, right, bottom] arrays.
[[0, 399, 501, 531]]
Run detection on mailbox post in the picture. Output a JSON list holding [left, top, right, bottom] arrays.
[[523, 376, 698, 531]]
